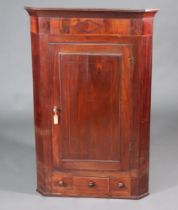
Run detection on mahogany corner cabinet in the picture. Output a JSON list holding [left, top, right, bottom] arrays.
[[25, 7, 158, 199]]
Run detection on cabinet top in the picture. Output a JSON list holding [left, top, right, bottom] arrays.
[[25, 7, 159, 18]]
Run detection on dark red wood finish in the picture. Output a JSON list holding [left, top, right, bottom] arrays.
[[25, 7, 158, 199]]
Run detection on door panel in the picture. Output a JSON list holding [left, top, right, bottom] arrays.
[[49, 43, 133, 171], [60, 53, 121, 161]]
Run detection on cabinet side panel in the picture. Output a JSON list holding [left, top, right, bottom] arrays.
[[31, 33, 52, 192], [130, 35, 153, 196], [138, 36, 152, 195]]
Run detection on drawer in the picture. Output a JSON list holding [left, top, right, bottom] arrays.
[[109, 177, 131, 196], [73, 176, 109, 195], [52, 174, 74, 193]]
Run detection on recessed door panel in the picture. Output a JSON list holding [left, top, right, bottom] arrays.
[[60, 53, 121, 162]]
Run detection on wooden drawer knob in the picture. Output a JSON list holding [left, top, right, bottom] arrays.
[[58, 180, 64, 186], [88, 181, 96, 188], [117, 182, 125, 189]]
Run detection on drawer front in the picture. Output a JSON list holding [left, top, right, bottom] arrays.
[[109, 177, 131, 196], [73, 176, 109, 195], [49, 18, 132, 35], [52, 174, 73, 194]]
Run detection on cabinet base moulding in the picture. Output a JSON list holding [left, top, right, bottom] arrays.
[[36, 189, 149, 200]]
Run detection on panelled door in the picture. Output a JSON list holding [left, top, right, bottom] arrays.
[[49, 43, 133, 172]]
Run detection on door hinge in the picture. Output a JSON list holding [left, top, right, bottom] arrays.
[[129, 142, 133, 152], [129, 57, 134, 66]]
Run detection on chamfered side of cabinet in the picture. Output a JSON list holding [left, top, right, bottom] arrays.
[[129, 35, 153, 197], [26, 7, 158, 199], [30, 32, 53, 193]]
